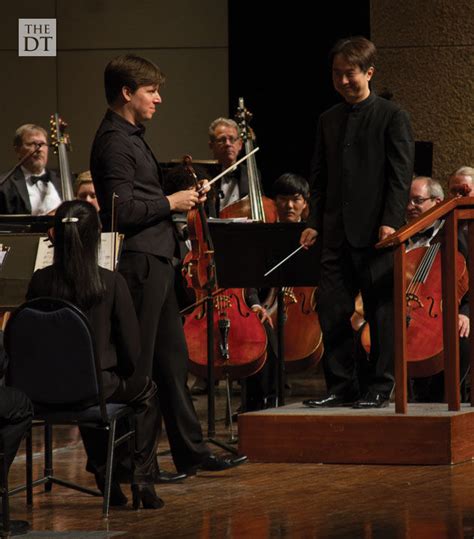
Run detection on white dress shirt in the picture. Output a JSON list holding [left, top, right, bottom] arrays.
[[23, 166, 62, 215]]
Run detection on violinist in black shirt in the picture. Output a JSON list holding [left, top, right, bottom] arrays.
[[90, 54, 246, 477]]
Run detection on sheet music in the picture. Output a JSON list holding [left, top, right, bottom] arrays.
[[34, 232, 122, 271], [0, 244, 10, 268]]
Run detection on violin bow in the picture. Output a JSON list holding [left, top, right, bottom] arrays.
[[197, 146, 260, 193]]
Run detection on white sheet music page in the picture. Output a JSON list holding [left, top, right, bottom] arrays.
[[34, 232, 121, 271]]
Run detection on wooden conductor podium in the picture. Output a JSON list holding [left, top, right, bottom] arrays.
[[238, 197, 474, 465]]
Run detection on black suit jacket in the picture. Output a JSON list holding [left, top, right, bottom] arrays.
[[0, 168, 62, 214], [212, 163, 251, 217], [26, 266, 141, 398], [307, 93, 415, 249]]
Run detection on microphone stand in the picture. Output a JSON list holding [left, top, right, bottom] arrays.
[[0, 143, 45, 186]]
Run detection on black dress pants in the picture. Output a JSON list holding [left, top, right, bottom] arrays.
[[0, 387, 33, 471], [317, 241, 395, 398], [119, 252, 210, 473]]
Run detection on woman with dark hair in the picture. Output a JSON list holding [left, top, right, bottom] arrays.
[[26, 200, 163, 510]]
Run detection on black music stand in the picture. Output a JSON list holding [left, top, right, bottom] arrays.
[[0, 215, 53, 233], [208, 220, 320, 407], [0, 233, 46, 310]]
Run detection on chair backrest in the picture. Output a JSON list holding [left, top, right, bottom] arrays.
[[4, 298, 104, 412]]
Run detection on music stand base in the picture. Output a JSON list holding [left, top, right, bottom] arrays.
[[0, 519, 30, 536]]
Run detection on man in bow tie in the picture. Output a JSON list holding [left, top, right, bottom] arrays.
[[207, 117, 252, 216], [0, 124, 62, 215]]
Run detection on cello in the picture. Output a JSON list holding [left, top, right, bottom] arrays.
[[357, 243, 469, 378], [263, 286, 323, 374], [181, 157, 268, 381], [219, 97, 278, 223]]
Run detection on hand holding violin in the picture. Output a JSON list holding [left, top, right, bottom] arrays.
[[167, 180, 210, 212]]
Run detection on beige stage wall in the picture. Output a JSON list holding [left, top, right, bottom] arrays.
[[0, 0, 228, 174], [371, 0, 473, 183]]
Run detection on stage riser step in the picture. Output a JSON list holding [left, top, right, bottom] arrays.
[[238, 404, 474, 465]]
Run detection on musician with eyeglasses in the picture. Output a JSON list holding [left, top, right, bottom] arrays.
[[207, 117, 253, 215], [0, 124, 63, 215], [406, 176, 470, 402]]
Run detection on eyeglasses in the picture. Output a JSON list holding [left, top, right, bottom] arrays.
[[213, 136, 239, 146], [408, 196, 434, 206]]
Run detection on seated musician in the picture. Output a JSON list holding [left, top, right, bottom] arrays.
[[208, 117, 249, 215], [26, 200, 164, 510], [406, 176, 470, 401], [243, 173, 310, 411], [448, 166, 474, 197], [74, 170, 100, 212], [0, 124, 62, 215]]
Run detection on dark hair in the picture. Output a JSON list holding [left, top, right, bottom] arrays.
[[163, 164, 206, 195], [329, 36, 376, 73], [51, 201, 105, 310], [104, 54, 165, 105], [272, 173, 310, 200]]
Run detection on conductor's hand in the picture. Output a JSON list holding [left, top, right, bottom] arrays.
[[300, 228, 318, 249], [167, 190, 200, 212], [379, 225, 396, 242]]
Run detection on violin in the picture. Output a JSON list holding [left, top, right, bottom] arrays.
[[264, 286, 323, 373], [49, 113, 75, 201], [181, 157, 268, 380], [219, 98, 278, 223], [356, 244, 469, 378]]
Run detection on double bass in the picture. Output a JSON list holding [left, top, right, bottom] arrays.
[[49, 113, 75, 202], [219, 97, 278, 223], [182, 157, 268, 381]]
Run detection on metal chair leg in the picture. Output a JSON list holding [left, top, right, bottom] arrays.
[[102, 423, 116, 518], [44, 425, 53, 492], [26, 430, 33, 506]]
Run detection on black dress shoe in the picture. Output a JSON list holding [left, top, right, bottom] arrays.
[[352, 393, 389, 409], [156, 470, 187, 483], [303, 393, 355, 407], [131, 483, 165, 510], [94, 473, 128, 506], [200, 454, 248, 472]]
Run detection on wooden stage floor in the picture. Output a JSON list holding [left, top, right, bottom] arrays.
[[6, 371, 474, 538]]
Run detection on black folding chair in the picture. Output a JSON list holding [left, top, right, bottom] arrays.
[[4, 297, 135, 518]]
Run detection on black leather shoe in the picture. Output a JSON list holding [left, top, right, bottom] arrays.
[[132, 483, 164, 510], [352, 393, 389, 409], [180, 454, 248, 476], [200, 454, 248, 472], [94, 473, 128, 507], [302, 394, 355, 407], [156, 470, 187, 483]]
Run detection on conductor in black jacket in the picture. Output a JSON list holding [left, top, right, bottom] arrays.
[[90, 54, 246, 475], [301, 36, 415, 408]]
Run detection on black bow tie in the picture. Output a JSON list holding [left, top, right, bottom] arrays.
[[30, 172, 50, 184]]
